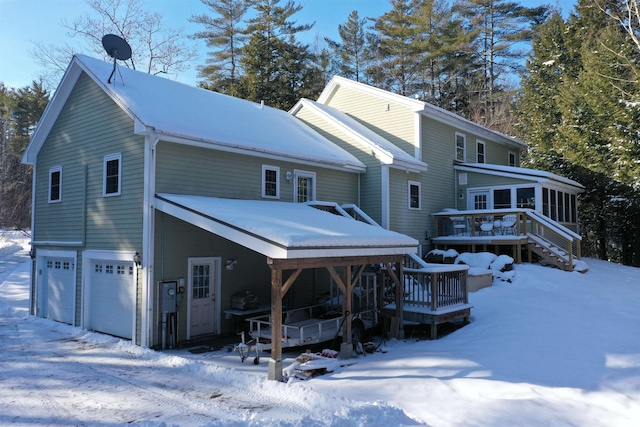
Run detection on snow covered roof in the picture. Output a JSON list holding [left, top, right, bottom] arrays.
[[155, 194, 418, 259], [290, 99, 428, 173], [23, 55, 365, 172], [317, 76, 526, 150], [456, 163, 585, 190]]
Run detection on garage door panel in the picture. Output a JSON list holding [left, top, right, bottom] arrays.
[[89, 261, 134, 339], [44, 258, 75, 324]]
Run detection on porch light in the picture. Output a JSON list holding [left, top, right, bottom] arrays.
[[226, 259, 237, 270], [459, 190, 464, 199], [133, 252, 142, 266]]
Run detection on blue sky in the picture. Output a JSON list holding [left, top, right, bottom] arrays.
[[0, 0, 575, 89]]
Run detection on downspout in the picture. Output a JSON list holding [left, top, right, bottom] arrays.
[[82, 165, 88, 245], [381, 165, 390, 229], [29, 164, 37, 316], [141, 131, 160, 347]]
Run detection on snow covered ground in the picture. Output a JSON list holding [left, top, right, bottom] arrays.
[[1, 229, 639, 426]]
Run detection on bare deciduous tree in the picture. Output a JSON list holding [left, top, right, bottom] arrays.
[[31, 0, 197, 87]]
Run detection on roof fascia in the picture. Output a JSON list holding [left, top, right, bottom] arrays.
[[317, 75, 424, 111], [23, 55, 143, 164], [155, 131, 366, 173], [419, 108, 526, 149], [316, 76, 526, 151], [455, 164, 585, 191], [291, 99, 427, 173], [155, 195, 416, 259], [22, 60, 84, 164]]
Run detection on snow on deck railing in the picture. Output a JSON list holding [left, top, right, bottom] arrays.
[[383, 262, 469, 312]]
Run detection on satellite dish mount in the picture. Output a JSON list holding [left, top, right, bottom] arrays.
[[101, 34, 132, 84]]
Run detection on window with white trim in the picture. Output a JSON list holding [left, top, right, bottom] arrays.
[[476, 140, 485, 163], [408, 181, 421, 210], [508, 151, 517, 167], [49, 166, 62, 203], [455, 133, 466, 162], [103, 153, 122, 196], [294, 170, 316, 203], [262, 165, 280, 199]]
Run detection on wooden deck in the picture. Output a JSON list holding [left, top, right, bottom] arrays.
[[381, 262, 472, 340], [431, 209, 583, 270]]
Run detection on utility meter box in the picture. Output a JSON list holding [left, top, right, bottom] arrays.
[[160, 281, 177, 313]]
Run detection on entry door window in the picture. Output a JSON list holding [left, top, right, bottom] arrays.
[[474, 193, 488, 210], [192, 264, 210, 299], [294, 170, 316, 203]]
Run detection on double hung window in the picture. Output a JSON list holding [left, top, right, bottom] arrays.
[[49, 166, 62, 203]]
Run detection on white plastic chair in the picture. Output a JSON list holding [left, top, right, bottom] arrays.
[[501, 214, 517, 235]]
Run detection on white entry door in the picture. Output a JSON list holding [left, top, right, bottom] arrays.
[[188, 258, 221, 338]]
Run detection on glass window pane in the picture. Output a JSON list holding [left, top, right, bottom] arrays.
[[493, 189, 510, 209], [516, 187, 535, 209]]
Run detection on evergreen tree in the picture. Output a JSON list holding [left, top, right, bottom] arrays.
[[0, 82, 50, 228], [456, 0, 547, 125], [190, 0, 251, 96], [411, 0, 475, 114], [237, 0, 317, 110], [518, 0, 640, 265], [324, 10, 371, 82], [372, 0, 422, 95]]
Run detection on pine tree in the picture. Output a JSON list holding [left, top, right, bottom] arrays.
[[411, 0, 475, 114], [518, 0, 640, 265], [237, 0, 317, 110], [190, 0, 251, 96], [0, 82, 50, 228], [324, 10, 371, 82], [372, 0, 422, 95], [456, 0, 547, 125]]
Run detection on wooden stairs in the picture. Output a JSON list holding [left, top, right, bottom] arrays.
[[526, 233, 584, 272]]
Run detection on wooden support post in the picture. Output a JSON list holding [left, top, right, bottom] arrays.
[[385, 261, 404, 339], [268, 268, 283, 381], [340, 265, 353, 358]]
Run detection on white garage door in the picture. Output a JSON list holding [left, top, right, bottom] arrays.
[[89, 261, 135, 339], [43, 257, 75, 324]]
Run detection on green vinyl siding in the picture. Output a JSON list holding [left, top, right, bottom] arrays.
[[324, 86, 416, 156], [462, 171, 532, 189], [420, 117, 457, 239], [152, 213, 333, 344], [293, 106, 383, 224], [388, 169, 427, 241], [156, 142, 359, 205], [34, 72, 144, 251]]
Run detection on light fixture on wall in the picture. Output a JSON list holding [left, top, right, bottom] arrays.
[[133, 252, 142, 266], [286, 171, 293, 182], [226, 259, 237, 271], [29, 249, 36, 260], [459, 190, 464, 200]]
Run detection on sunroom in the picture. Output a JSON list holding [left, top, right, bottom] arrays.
[[432, 163, 585, 271]]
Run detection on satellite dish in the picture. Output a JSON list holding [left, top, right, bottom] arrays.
[[101, 34, 132, 84]]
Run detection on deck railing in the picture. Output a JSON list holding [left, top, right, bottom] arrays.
[[433, 208, 582, 263], [382, 263, 469, 312]]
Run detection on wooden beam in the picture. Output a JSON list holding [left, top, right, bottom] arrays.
[[281, 268, 303, 296], [326, 266, 346, 294], [268, 255, 403, 271]]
